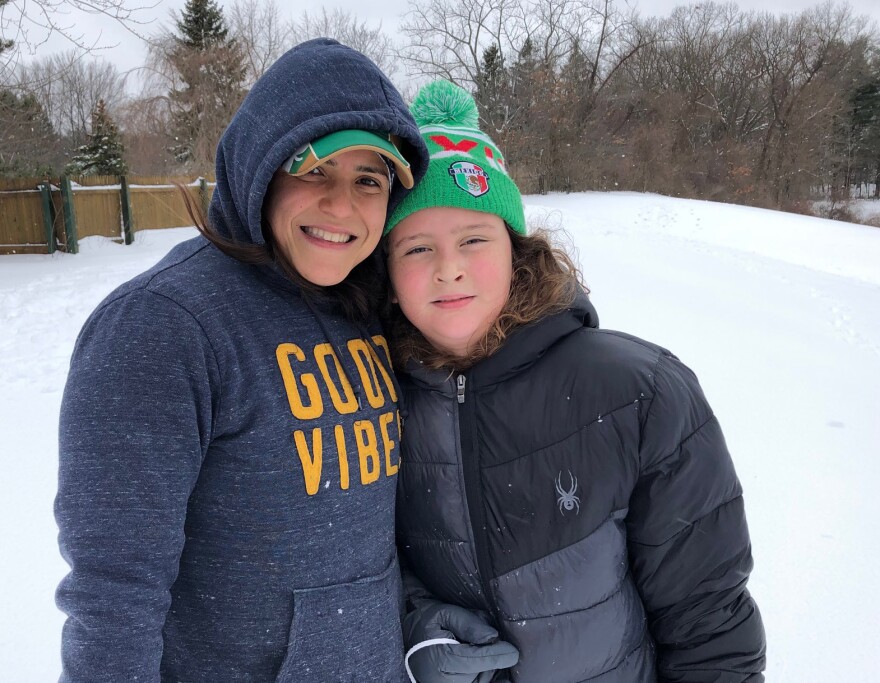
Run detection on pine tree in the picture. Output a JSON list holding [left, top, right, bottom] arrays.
[[65, 99, 127, 176], [475, 44, 509, 135], [851, 76, 880, 196], [168, 0, 246, 170], [0, 0, 13, 56], [176, 0, 229, 49], [0, 87, 59, 177], [511, 38, 537, 105], [560, 41, 589, 104]]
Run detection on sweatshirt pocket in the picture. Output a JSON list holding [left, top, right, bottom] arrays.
[[275, 557, 406, 683]]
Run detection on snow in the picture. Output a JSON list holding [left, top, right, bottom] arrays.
[[2, 193, 879, 680]]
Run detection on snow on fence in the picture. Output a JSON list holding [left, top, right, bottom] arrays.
[[0, 174, 215, 255]]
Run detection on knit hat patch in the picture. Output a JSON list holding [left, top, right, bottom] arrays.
[[449, 162, 489, 196], [384, 81, 526, 235]]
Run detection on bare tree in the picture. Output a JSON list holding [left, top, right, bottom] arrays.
[[115, 65, 176, 176], [289, 7, 396, 77], [16, 50, 125, 147], [0, 0, 152, 81], [399, 0, 522, 87], [751, 2, 870, 201], [229, 0, 287, 86]]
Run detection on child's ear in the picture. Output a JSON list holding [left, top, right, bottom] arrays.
[[391, 292, 399, 304]]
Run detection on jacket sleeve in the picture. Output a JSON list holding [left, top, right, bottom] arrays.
[[55, 289, 219, 682], [626, 351, 766, 682]]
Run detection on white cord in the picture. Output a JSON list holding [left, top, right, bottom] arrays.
[[404, 637, 460, 683]]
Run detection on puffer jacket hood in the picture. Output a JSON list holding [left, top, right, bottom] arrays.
[[208, 38, 430, 246], [407, 290, 599, 389], [479, 290, 598, 383]]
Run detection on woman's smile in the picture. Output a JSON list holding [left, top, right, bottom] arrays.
[[300, 225, 357, 245]]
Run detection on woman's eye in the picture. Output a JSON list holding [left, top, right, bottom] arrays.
[[358, 176, 385, 189]]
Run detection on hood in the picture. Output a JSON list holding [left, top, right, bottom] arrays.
[[472, 289, 598, 385], [405, 290, 599, 390], [208, 38, 430, 246]]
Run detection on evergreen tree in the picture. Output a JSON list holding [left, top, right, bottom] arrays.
[[507, 37, 558, 193], [66, 99, 127, 176], [475, 44, 509, 135], [851, 76, 880, 196], [0, 87, 59, 177], [511, 38, 538, 104], [168, 0, 246, 170], [560, 41, 589, 107], [0, 0, 13, 56], [176, 0, 230, 49]]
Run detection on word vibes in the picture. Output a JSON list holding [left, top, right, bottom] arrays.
[[275, 335, 401, 496]]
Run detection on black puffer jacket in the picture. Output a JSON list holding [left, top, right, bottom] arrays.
[[397, 295, 765, 682]]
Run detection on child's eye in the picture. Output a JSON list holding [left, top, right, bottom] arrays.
[[404, 246, 429, 256], [463, 237, 486, 246]]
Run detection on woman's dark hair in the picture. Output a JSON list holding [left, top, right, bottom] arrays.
[[177, 184, 382, 323], [383, 226, 586, 371]]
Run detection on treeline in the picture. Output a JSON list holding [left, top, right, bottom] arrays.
[[2, 0, 879, 211], [404, 0, 880, 206]]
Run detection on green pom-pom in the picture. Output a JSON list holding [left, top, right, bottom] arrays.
[[410, 80, 479, 128]]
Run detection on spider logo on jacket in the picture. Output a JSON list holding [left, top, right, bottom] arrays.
[[555, 470, 580, 515]]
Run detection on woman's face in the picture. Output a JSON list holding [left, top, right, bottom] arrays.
[[387, 206, 513, 357], [264, 149, 391, 286]]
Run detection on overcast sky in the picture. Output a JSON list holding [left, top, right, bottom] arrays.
[[10, 0, 880, 88]]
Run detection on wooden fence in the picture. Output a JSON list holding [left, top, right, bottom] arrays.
[[0, 174, 215, 255]]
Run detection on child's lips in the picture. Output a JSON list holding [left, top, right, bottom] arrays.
[[432, 295, 474, 309]]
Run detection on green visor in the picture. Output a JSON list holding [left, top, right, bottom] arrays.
[[282, 130, 414, 189]]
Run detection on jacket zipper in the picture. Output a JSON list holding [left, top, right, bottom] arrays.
[[455, 372, 498, 621]]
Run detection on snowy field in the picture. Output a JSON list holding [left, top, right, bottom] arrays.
[[2, 193, 879, 681]]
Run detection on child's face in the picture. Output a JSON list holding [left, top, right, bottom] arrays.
[[387, 206, 513, 357]]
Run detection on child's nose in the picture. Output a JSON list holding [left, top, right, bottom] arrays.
[[435, 255, 464, 282]]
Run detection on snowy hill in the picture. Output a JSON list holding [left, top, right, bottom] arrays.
[[1, 193, 878, 681]]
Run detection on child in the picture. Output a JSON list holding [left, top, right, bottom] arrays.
[[384, 81, 766, 682]]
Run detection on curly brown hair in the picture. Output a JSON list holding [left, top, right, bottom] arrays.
[[383, 226, 586, 371]]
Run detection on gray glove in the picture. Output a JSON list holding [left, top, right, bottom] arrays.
[[403, 600, 519, 683]]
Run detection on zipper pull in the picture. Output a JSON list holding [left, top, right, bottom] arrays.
[[457, 375, 466, 404]]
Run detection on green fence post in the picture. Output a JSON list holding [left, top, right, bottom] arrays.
[[199, 176, 209, 216], [120, 175, 134, 245], [60, 174, 79, 254], [39, 181, 56, 254]]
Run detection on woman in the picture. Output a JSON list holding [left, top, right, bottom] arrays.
[[55, 39, 429, 682], [383, 81, 766, 682]]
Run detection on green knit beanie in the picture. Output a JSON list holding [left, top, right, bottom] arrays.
[[384, 80, 526, 235]]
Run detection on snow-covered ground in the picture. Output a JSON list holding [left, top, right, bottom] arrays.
[[2, 193, 878, 681]]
